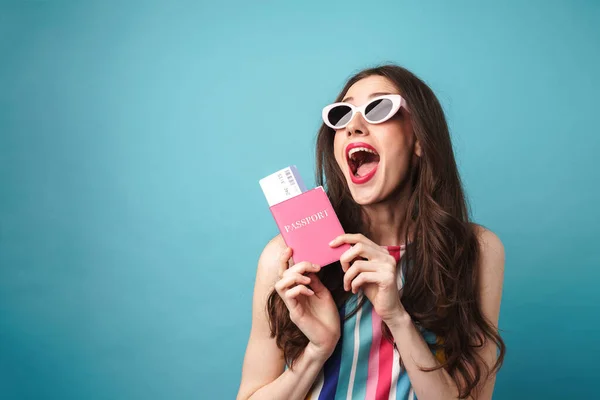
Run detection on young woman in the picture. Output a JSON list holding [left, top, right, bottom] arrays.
[[237, 64, 506, 400]]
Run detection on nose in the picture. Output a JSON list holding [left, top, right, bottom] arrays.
[[345, 111, 369, 137]]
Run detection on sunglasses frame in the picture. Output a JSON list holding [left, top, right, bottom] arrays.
[[321, 94, 409, 130]]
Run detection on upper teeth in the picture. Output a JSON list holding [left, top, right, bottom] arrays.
[[348, 147, 377, 159]]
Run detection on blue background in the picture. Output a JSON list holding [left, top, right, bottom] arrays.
[[1, 1, 598, 399]]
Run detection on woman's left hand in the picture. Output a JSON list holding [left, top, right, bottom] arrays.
[[329, 233, 407, 323]]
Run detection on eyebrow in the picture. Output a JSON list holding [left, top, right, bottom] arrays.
[[342, 92, 394, 103]]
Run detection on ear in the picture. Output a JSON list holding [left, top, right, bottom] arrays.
[[414, 139, 422, 157]]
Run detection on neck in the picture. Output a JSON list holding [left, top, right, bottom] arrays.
[[361, 189, 412, 247]]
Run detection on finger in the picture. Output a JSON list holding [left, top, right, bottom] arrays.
[[278, 247, 293, 278], [329, 233, 379, 249], [288, 261, 321, 276], [306, 273, 327, 296], [286, 284, 314, 300], [339, 243, 379, 272], [351, 271, 396, 294], [275, 272, 311, 294], [350, 272, 380, 294], [343, 260, 378, 291]]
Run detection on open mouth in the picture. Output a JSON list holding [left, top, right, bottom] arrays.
[[347, 146, 380, 178]]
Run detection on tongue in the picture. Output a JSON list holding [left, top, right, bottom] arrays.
[[356, 161, 378, 177]]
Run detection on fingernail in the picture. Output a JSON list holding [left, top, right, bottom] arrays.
[[329, 239, 335, 246]]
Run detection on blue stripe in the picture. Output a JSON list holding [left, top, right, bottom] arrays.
[[352, 298, 372, 399], [395, 369, 411, 399]]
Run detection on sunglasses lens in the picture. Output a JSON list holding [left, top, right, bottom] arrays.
[[327, 105, 353, 128], [365, 98, 394, 123]]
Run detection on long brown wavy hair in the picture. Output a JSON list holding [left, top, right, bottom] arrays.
[[266, 64, 505, 398]]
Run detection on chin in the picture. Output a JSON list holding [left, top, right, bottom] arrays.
[[352, 193, 384, 206], [346, 179, 384, 205]]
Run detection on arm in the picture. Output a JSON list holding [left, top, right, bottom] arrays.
[[236, 235, 327, 400], [386, 228, 505, 400]]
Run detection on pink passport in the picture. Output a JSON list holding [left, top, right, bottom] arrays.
[[269, 186, 351, 266]]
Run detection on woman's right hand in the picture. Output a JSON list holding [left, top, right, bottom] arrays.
[[275, 247, 341, 361]]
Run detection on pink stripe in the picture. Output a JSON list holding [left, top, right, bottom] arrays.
[[365, 308, 382, 400], [367, 245, 405, 400], [376, 327, 394, 400], [374, 312, 394, 400]]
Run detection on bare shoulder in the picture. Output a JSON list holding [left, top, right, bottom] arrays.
[[471, 224, 505, 321], [256, 234, 288, 287], [472, 224, 505, 273]]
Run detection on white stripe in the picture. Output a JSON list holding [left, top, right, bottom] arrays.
[[388, 346, 401, 400], [397, 248, 406, 291], [408, 387, 415, 400], [346, 292, 363, 400], [397, 262, 404, 291], [308, 369, 325, 398]]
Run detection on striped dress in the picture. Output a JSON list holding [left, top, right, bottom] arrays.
[[304, 245, 443, 400]]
